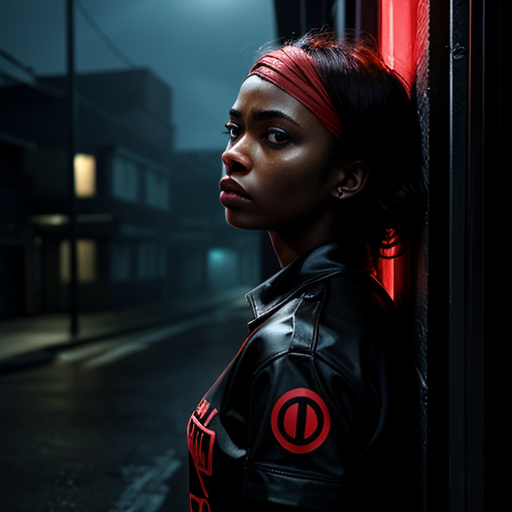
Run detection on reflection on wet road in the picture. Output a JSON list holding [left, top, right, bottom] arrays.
[[0, 298, 250, 512]]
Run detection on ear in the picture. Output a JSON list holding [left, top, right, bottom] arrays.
[[330, 160, 369, 200]]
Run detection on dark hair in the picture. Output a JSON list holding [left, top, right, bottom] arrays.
[[291, 31, 425, 254]]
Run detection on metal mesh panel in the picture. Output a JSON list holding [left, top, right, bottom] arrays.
[[411, 0, 430, 510]]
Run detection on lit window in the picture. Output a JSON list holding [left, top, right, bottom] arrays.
[[60, 239, 97, 283], [74, 154, 96, 197]]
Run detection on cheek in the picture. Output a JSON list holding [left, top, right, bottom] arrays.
[[266, 158, 324, 197], [257, 172, 328, 224]]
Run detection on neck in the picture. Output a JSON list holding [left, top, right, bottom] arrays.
[[268, 212, 341, 268]]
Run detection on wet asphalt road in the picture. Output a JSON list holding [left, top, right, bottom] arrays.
[[0, 298, 250, 512]]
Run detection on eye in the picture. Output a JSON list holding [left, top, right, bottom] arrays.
[[264, 128, 290, 146], [224, 122, 241, 141]]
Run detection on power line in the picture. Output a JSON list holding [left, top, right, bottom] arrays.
[[0, 47, 35, 75], [75, 1, 137, 68]]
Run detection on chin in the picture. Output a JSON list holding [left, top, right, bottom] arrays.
[[225, 210, 266, 231]]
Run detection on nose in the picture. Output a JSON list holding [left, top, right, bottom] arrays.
[[221, 138, 252, 175]]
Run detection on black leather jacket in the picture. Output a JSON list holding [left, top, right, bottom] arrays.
[[188, 242, 410, 512]]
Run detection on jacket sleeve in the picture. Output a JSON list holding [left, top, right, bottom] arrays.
[[240, 291, 382, 511]]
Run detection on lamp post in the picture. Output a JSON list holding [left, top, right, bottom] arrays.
[[66, 0, 79, 336]]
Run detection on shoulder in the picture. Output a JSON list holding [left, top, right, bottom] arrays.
[[318, 271, 397, 358], [246, 270, 395, 365], [322, 270, 396, 324], [315, 271, 397, 389], [244, 271, 396, 395]]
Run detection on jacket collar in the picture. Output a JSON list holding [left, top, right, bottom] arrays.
[[246, 241, 375, 326]]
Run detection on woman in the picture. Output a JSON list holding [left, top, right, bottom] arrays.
[[188, 31, 423, 512]]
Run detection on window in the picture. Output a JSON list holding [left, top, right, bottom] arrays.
[[144, 169, 169, 210], [74, 153, 96, 197], [111, 241, 133, 281], [60, 239, 97, 283], [112, 155, 140, 202], [137, 242, 157, 280]]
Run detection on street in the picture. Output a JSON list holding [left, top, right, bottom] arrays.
[[0, 297, 250, 512]]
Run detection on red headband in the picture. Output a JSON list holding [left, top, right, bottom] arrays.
[[248, 46, 344, 141]]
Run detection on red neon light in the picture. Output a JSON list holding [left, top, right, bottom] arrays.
[[378, 0, 420, 305], [379, 0, 418, 90]]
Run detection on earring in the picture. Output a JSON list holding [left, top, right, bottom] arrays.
[[331, 187, 343, 199]]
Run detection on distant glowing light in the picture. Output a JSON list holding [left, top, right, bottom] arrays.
[[207, 248, 238, 290], [74, 154, 96, 198], [28, 214, 69, 226], [60, 239, 97, 283], [209, 249, 226, 263], [28, 214, 113, 225]]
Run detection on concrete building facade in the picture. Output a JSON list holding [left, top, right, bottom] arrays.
[[0, 62, 260, 319]]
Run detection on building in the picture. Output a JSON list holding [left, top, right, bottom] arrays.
[[0, 62, 260, 318]]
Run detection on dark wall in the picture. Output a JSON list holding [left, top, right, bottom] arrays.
[[273, 0, 337, 41]]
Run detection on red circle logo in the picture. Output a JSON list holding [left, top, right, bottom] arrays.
[[271, 388, 330, 454]]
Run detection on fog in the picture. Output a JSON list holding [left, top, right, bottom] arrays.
[[0, 0, 276, 149]]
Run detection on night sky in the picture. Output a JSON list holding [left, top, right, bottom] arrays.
[[0, 0, 277, 149]]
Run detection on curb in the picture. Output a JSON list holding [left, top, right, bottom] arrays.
[[0, 290, 247, 375], [0, 350, 57, 375]]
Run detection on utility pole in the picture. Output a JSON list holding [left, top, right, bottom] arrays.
[[67, 0, 79, 336]]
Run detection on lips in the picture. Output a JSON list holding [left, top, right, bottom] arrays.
[[219, 178, 251, 200]]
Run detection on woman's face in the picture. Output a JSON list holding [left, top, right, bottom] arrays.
[[220, 75, 341, 232]]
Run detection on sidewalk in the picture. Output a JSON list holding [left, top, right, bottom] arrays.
[[0, 286, 249, 374]]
